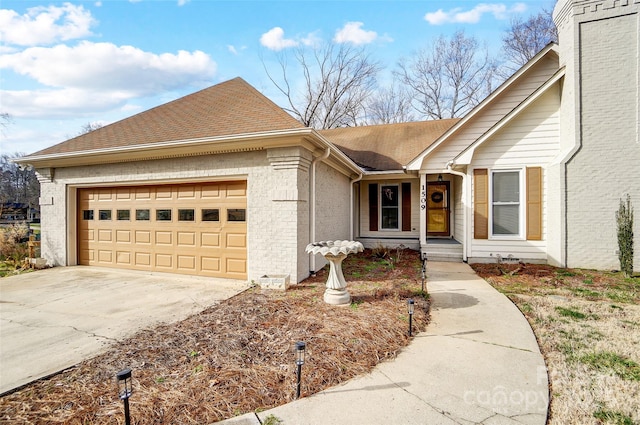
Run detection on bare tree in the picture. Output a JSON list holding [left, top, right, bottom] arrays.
[[264, 43, 381, 129], [78, 121, 104, 135], [364, 83, 415, 125], [396, 30, 496, 120], [0, 153, 40, 207], [1, 112, 12, 137], [501, 10, 557, 75]]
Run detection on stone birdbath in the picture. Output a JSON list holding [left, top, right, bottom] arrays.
[[305, 240, 364, 306]]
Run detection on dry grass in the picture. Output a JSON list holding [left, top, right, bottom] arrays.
[[473, 263, 640, 425], [0, 249, 428, 424]]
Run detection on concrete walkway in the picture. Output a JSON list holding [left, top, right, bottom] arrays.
[[219, 262, 549, 425]]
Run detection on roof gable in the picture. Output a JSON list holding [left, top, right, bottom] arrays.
[[320, 119, 459, 171], [29, 77, 304, 157], [406, 43, 560, 171]]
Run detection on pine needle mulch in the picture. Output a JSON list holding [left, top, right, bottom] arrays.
[[0, 249, 429, 424]]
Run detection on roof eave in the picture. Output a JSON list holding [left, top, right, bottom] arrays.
[[16, 127, 364, 177]]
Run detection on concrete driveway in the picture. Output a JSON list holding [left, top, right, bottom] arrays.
[[0, 266, 248, 394]]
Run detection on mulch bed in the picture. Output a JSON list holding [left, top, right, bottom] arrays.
[[0, 248, 429, 424]]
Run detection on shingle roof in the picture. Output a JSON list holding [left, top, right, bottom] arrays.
[[320, 119, 460, 171], [30, 77, 304, 156]]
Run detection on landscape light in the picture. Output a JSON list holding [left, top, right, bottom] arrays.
[[295, 341, 306, 399], [116, 368, 133, 425], [407, 299, 415, 337]]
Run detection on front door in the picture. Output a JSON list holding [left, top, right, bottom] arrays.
[[427, 181, 450, 236]]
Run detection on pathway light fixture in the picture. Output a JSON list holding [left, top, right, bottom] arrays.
[[295, 341, 306, 399], [407, 299, 415, 337], [116, 368, 133, 425]]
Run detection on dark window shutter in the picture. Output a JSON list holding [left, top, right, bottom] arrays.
[[369, 183, 378, 231], [526, 167, 543, 241], [474, 169, 488, 239], [402, 182, 411, 231]]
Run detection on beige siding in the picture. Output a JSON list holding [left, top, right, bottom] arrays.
[[422, 55, 559, 174], [468, 83, 561, 262]]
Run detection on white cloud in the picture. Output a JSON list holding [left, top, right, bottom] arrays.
[[333, 22, 378, 45], [0, 42, 217, 118], [260, 27, 299, 51], [227, 45, 247, 55], [0, 41, 216, 95], [0, 3, 96, 46], [0, 88, 131, 119], [424, 3, 527, 25], [177, 0, 190, 6]]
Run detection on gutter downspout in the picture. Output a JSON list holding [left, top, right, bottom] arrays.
[[350, 172, 363, 240], [309, 147, 331, 274], [445, 161, 468, 262]]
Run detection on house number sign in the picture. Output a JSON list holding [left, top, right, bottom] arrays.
[[420, 184, 427, 210]]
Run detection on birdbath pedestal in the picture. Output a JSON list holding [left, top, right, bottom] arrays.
[[305, 240, 364, 306]]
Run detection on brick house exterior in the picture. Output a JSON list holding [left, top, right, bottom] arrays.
[[18, 0, 639, 281]]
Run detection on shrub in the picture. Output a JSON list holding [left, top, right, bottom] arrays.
[[616, 194, 634, 277], [0, 223, 30, 263]]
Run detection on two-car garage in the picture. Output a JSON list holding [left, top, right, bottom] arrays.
[[77, 181, 247, 279]]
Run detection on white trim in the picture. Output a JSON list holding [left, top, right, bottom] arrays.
[[406, 44, 560, 171], [380, 183, 401, 231], [454, 68, 566, 165], [489, 168, 525, 240]]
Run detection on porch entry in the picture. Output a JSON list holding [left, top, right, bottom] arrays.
[[427, 181, 450, 236]]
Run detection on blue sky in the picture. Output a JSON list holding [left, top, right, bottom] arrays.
[[0, 0, 554, 155]]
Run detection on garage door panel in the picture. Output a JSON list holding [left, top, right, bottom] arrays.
[[156, 231, 172, 245], [177, 255, 196, 271], [98, 229, 112, 242], [177, 232, 196, 246], [201, 232, 220, 247], [201, 256, 221, 272], [98, 250, 113, 263], [116, 251, 131, 265], [135, 252, 151, 266], [135, 231, 151, 244], [226, 258, 247, 274], [178, 186, 196, 199], [226, 233, 246, 248], [78, 181, 246, 279], [155, 187, 173, 200], [201, 186, 220, 199], [155, 254, 173, 268], [116, 230, 131, 243]]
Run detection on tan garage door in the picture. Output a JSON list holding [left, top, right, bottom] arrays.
[[78, 181, 247, 279]]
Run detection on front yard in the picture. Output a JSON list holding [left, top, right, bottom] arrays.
[[473, 263, 640, 425], [0, 248, 429, 424], [1, 249, 638, 424]]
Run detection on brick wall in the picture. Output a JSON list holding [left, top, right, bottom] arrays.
[[36, 147, 325, 282], [556, 0, 640, 271]]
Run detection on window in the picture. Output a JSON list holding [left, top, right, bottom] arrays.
[[99, 210, 111, 220], [380, 185, 399, 230], [178, 209, 195, 221], [202, 209, 219, 222], [136, 209, 150, 221], [156, 209, 172, 221], [82, 210, 94, 220], [228, 209, 246, 222], [117, 210, 130, 221], [491, 170, 521, 237]]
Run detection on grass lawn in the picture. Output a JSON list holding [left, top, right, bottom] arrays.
[[472, 263, 640, 425]]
